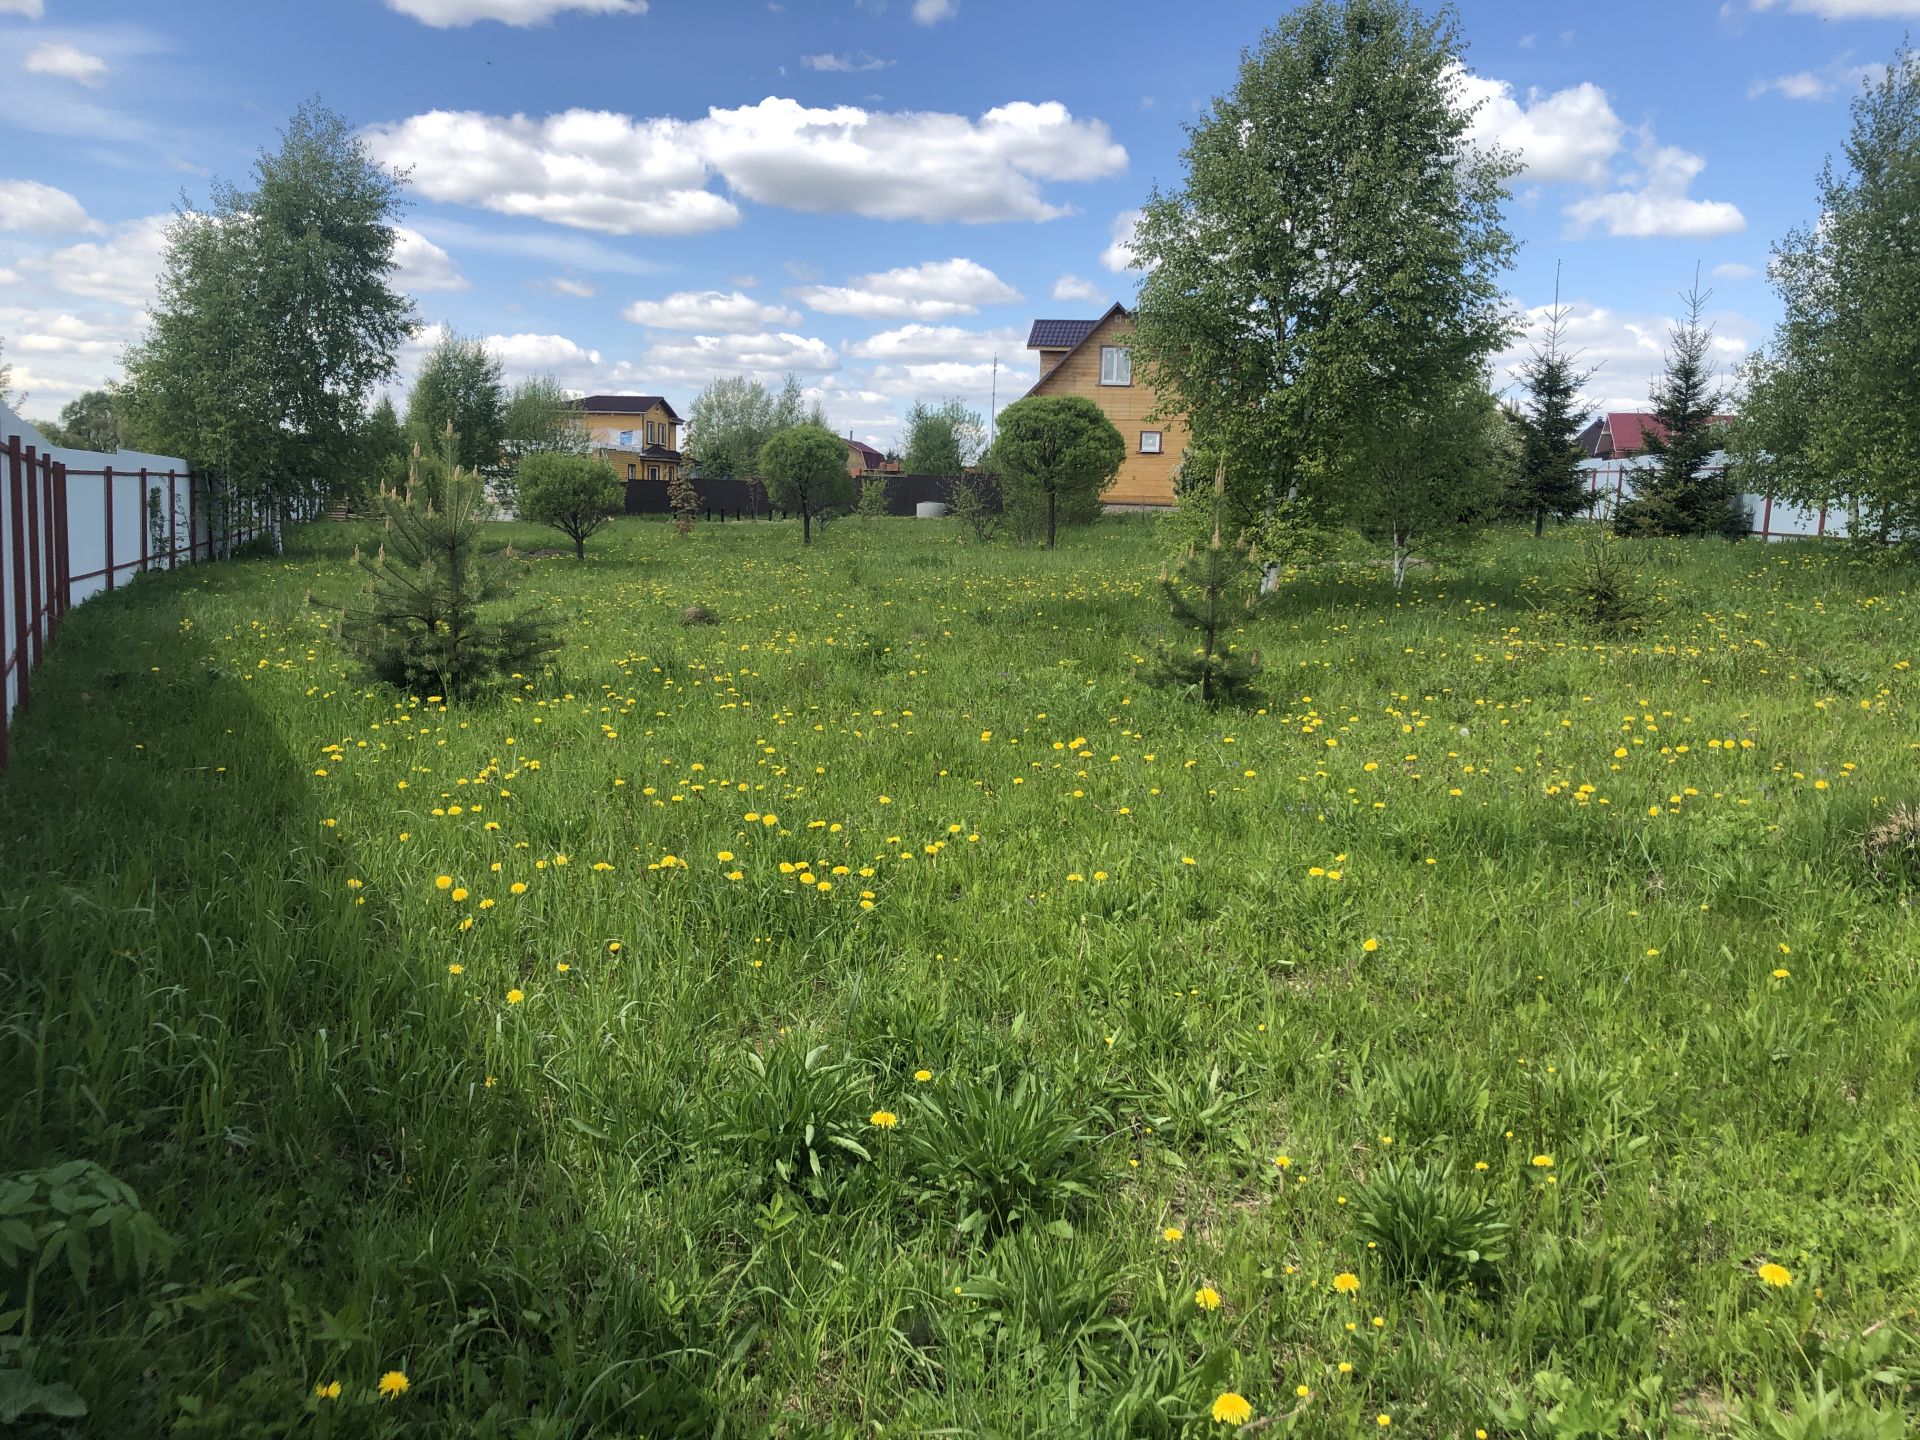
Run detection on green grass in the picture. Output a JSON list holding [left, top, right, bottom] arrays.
[[2, 514, 1917, 1438]]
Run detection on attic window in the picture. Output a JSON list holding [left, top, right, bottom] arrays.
[[1100, 346, 1132, 386]]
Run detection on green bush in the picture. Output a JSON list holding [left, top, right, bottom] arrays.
[[711, 1043, 873, 1201], [518, 451, 623, 559], [1353, 1159, 1509, 1290], [904, 1074, 1103, 1237]]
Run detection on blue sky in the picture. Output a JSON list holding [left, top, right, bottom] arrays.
[[2, 0, 1913, 447]]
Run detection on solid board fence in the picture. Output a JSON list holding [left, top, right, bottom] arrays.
[[1, 403, 268, 769], [1576, 456, 1851, 540], [621, 471, 998, 521]]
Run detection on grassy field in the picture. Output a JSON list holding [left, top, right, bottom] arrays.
[[2, 513, 1916, 1438]]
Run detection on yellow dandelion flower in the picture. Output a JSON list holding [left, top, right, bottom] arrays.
[[434, 875, 452, 890], [1162, 1226, 1183, 1243], [1333, 1272, 1360, 1294], [913, 1069, 933, 1082], [1195, 1285, 1221, 1310], [505, 988, 525, 1005], [1531, 1154, 1554, 1169], [1362, 937, 1379, 953], [1757, 1262, 1793, 1287], [1210, 1391, 1253, 1425], [869, 1110, 898, 1129], [378, 1370, 409, 1399]]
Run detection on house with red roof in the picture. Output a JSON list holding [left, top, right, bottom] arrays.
[[1577, 411, 1735, 460]]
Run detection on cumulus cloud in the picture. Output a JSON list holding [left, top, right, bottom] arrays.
[[1051, 273, 1105, 304], [363, 97, 1125, 234], [384, 0, 647, 26], [483, 331, 603, 374], [1711, 261, 1759, 281], [18, 214, 170, 307], [1747, 0, 1920, 16], [362, 110, 734, 235], [1493, 296, 1757, 416], [622, 289, 802, 331], [1748, 53, 1886, 101], [801, 51, 891, 72], [1100, 209, 1142, 273], [794, 258, 1018, 319], [913, 0, 957, 20], [545, 276, 596, 297], [25, 42, 108, 86], [391, 226, 469, 292], [639, 330, 838, 385], [0, 0, 46, 16], [0, 179, 102, 236], [844, 323, 1021, 362], [1564, 142, 1746, 239], [1455, 71, 1624, 186]]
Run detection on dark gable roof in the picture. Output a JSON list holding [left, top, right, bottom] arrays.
[[846, 437, 886, 461], [1027, 318, 1101, 350], [1023, 302, 1132, 399], [575, 394, 681, 420]]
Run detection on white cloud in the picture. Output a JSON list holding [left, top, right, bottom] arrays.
[[0, 179, 102, 235], [25, 42, 108, 86], [845, 323, 1021, 362], [1711, 261, 1759, 280], [20, 214, 170, 307], [1100, 209, 1142, 273], [1493, 297, 1757, 416], [639, 330, 838, 385], [363, 110, 734, 236], [366, 98, 1123, 233], [483, 330, 603, 375], [913, 0, 957, 21], [0, 0, 46, 16], [1051, 272, 1105, 304], [391, 226, 469, 292], [384, 0, 647, 26], [1455, 71, 1624, 186], [794, 258, 1018, 319], [546, 276, 596, 297], [692, 98, 1125, 224], [1564, 142, 1746, 239], [801, 51, 891, 72], [1748, 54, 1886, 101], [622, 289, 802, 331], [1748, 0, 1920, 16]]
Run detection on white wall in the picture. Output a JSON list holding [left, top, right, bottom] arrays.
[[1575, 455, 1848, 540]]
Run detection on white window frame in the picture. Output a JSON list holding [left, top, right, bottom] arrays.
[[1139, 430, 1162, 454], [1100, 345, 1132, 386]]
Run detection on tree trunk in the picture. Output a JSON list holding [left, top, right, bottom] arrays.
[[1392, 529, 1411, 590], [1046, 489, 1056, 550], [574, 533, 585, 560], [802, 507, 812, 545], [1533, 506, 1545, 539]]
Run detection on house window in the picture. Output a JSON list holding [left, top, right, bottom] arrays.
[[627, 464, 636, 480], [1140, 430, 1162, 454], [648, 466, 659, 481], [619, 429, 633, 447], [1100, 346, 1132, 386]]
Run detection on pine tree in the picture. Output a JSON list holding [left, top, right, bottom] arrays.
[[668, 467, 700, 535], [1614, 277, 1747, 538], [1515, 268, 1598, 536], [1148, 460, 1262, 704], [333, 428, 556, 698]]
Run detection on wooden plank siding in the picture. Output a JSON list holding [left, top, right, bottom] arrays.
[[1025, 311, 1185, 507]]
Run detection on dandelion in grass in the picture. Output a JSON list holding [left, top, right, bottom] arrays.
[[1195, 1285, 1221, 1310], [1757, 1262, 1793, 1287], [869, 1110, 898, 1129], [506, 988, 525, 1005], [1210, 1391, 1252, 1425], [1362, 937, 1379, 953], [1163, 1225, 1183, 1243], [313, 1380, 341, 1400], [1531, 1154, 1554, 1169], [1295, 1384, 1312, 1399], [447, 964, 463, 975], [914, 1069, 933, 1082], [1333, 1272, 1359, 1295], [1376, 1415, 1392, 1428], [378, 1370, 409, 1399], [1773, 968, 1790, 979], [435, 875, 452, 890]]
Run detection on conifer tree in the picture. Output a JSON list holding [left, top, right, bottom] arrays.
[[1148, 460, 1262, 704], [668, 467, 700, 535], [1614, 277, 1746, 538], [1515, 269, 1598, 536], [334, 427, 556, 698]]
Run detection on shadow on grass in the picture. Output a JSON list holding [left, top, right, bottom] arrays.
[[0, 564, 721, 1436]]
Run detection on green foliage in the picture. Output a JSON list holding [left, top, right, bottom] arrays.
[[334, 432, 557, 695], [990, 395, 1124, 549], [1129, 0, 1516, 537], [948, 469, 1003, 544], [855, 473, 891, 519], [713, 1044, 872, 1201], [0, 1160, 173, 1324], [759, 423, 855, 544], [1492, 1371, 1668, 1440], [1372, 1056, 1489, 1151], [517, 451, 622, 559], [1565, 530, 1650, 635], [353, 394, 408, 501], [125, 100, 413, 516], [498, 374, 588, 511], [1613, 279, 1747, 539], [1514, 288, 1599, 535], [685, 374, 777, 480], [1353, 1159, 1509, 1290], [1734, 44, 1920, 553], [902, 1074, 1101, 1237], [35, 387, 124, 452], [902, 398, 985, 476], [668, 467, 700, 535], [405, 330, 506, 478], [1146, 461, 1262, 704]]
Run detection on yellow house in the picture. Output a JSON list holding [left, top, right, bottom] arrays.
[[1023, 304, 1185, 506], [574, 394, 683, 485]]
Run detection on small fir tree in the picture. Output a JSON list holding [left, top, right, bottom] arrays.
[[1514, 269, 1598, 536], [334, 430, 556, 698], [1148, 460, 1262, 704], [1614, 276, 1747, 538], [668, 467, 700, 535]]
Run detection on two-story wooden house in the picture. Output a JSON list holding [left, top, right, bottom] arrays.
[[1022, 303, 1184, 507], [574, 394, 683, 486]]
